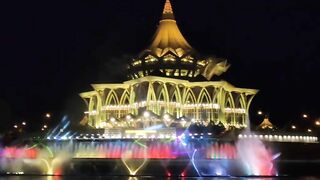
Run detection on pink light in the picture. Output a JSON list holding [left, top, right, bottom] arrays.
[[1, 147, 38, 159], [205, 143, 237, 160]]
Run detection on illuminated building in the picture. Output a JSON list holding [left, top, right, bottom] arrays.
[[80, 0, 258, 133], [257, 116, 275, 130]]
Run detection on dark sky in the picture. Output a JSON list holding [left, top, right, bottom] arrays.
[[0, 0, 319, 132]]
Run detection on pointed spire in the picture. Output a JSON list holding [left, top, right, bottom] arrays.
[[162, 0, 175, 20], [147, 0, 192, 55]]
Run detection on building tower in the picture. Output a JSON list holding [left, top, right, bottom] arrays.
[[127, 0, 229, 80]]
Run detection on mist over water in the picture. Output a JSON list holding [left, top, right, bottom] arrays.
[[235, 117, 279, 176]]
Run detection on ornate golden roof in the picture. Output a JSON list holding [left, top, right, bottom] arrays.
[[148, 0, 192, 57], [127, 0, 230, 80], [162, 0, 174, 17]]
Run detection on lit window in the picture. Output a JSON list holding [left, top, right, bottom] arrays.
[[132, 60, 142, 66], [145, 55, 158, 64], [180, 70, 188, 76], [165, 69, 174, 76], [163, 54, 176, 62], [181, 56, 194, 64], [197, 60, 207, 66], [174, 69, 180, 76]]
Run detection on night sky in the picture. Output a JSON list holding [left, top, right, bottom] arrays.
[[1, 0, 319, 132]]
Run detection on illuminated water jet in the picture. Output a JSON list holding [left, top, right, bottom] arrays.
[[121, 142, 148, 175]]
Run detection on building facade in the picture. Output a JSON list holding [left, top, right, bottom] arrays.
[[80, 0, 258, 131]]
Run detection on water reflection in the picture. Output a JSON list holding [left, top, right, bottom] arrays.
[[0, 176, 314, 180]]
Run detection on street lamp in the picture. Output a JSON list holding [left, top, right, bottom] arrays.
[[45, 113, 51, 118], [307, 129, 312, 133], [14, 125, 18, 129], [315, 120, 320, 126], [302, 114, 308, 119], [257, 110, 263, 115], [22, 122, 26, 126], [291, 125, 296, 129]]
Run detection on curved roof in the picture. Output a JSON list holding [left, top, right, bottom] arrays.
[[127, 0, 229, 81], [149, 19, 192, 55], [148, 0, 192, 56]]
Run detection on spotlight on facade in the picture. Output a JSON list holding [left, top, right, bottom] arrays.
[[143, 111, 150, 118], [307, 129, 312, 133], [315, 120, 320, 126], [22, 122, 26, 126], [126, 115, 131, 120], [14, 125, 18, 129], [303, 114, 308, 118], [257, 110, 263, 115], [43, 125, 48, 129], [100, 122, 107, 128], [291, 125, 296, 129]]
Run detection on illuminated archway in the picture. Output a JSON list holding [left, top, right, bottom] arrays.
[[183, 89, 196, 120], [198, 88, 212, 121]]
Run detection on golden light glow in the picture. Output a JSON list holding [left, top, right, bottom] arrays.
[[81, 76, 257, 129], [197, 60, 206, 66], [163, 54, 176, 62], [145, 55, 158, 63], [303, 114, 308, 118], [315, 120, 320, 126], [149, 17, 191, 53], [258, 117, 274, 129], [181, 56, 194, 64], [163, 0, 173, 14]]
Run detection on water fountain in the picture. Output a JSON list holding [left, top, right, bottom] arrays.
[[0, 116, 281, 177]]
